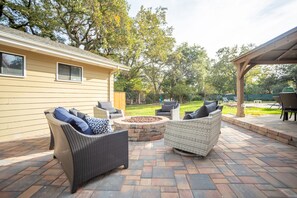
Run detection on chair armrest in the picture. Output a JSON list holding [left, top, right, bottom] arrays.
[[167, 116, 211, 126], [155, 109, 162, 115], [116, 109, 125, 116], [93, 106, 109, 119], [166, 110, 221, 133], [170, 104, 180, 120], [184, 111, 194, 115]]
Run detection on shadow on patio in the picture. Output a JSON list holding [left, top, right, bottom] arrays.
[[1, 122, 297, 197]]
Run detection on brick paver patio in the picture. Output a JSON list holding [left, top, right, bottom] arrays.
[[1, 122, 297, 197]]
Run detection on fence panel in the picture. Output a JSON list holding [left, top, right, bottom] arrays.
[[114, 92, 126, 111]]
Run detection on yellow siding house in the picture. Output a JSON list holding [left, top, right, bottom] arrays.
[[0, 26, 128, 141]]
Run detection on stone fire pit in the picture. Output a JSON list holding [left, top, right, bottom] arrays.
[[113, 116, 169, 141]]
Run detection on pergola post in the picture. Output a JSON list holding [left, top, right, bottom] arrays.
[[236, 64, 245, 117]]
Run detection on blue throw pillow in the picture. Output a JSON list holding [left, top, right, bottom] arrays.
[[195, 105, 209, 118], [187, 111, 199, 119], [183, 113, 193, 120], [69, 108, 88, 120], [85, 117, 112, 134], [183, 105, 209, 120], [161, 104, 174, 112], [54, 107, 92, 135], [205, 103, 217, 114], [216, 105, 224, 111], [204, 100, 218, 106]]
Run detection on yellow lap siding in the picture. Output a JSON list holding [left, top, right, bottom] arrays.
[[0, 129, 49, 142], [0, 101, 96, 111], [0, 79, 107, 90], [0, 97, 101, 105], [0, 119, 47, 130], [0, 45, 114, 141]]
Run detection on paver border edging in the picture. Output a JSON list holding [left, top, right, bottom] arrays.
[[222, 115, 297, 147]]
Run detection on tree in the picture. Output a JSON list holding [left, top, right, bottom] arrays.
[[208, 44, 255, 95], [0, 0, 58, 40], [136, 6, 175, 98], [245, 65, 294, 94], [279, 64, 297, 89], [114, 6, 175, 103], [164, 43, 209, 101], [49, 0, 132, 56], [172, 83, 193, 103], [1, 0, 132, 56]]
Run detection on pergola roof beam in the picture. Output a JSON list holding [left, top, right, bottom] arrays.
[[275, 43, 297, 61], [249, 60, 297, 64]]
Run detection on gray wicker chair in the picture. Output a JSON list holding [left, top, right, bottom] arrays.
[[94, 101, 124, 119], [44, 108, 129, 193], [155, 101, 180, 120], [164, 110, 222, 157]]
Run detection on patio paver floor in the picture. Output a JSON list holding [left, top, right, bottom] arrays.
[[1, 122, 297, 197]]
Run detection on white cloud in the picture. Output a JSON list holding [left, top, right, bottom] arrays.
[[127, 0, 297, 58]]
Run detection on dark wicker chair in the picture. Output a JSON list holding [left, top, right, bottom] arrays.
[[279, 93, 297, 121], [155, 101, 180, 120], [44, 108, 129, 193]]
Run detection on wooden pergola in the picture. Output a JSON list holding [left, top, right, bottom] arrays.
[[232, 26, 297, 117]]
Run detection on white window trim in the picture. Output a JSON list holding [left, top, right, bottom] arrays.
[[56, 62, 83, 83], [0, 50, 26, 78]]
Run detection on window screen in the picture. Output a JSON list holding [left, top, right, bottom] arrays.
[[0, 52, 24, 77], [57, 63, 82, 82]]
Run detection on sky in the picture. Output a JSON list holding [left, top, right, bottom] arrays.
[[126, 0, 297, 58]]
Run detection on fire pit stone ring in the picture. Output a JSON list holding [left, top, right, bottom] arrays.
[[113, 116, 169, 141]]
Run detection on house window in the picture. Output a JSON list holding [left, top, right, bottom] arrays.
[[57, 63, 82, 82], [0, 52, 25, 77]]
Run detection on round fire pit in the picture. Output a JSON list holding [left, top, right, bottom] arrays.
[[113, 116, 169, 141]]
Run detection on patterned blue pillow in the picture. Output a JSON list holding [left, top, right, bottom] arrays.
[[85, 117, 112, 134]]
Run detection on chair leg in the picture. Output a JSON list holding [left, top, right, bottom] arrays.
[[280, 110, 283, 119], [283, 112, 287, 121], [124, 162, 129, 169], [49, 130, 55, 150], [71, 184, 78, 194]]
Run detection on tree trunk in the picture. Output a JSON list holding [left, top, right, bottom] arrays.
[[138, 92, 141, 104], [179, 96, 183, 104]]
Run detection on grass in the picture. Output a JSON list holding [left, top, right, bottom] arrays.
[[125, 101, 281, 117]]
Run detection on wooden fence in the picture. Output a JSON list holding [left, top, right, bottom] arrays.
[[114, 92, 126, 111]]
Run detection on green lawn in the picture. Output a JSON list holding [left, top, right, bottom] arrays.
[[125, 101, 281, 117]]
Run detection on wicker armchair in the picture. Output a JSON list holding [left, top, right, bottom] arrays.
[[164, 110, 222, 157], [44, 108, 129, 193], [94, 101, 124, 119], [155, 101, 180, 120]]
